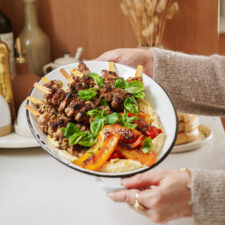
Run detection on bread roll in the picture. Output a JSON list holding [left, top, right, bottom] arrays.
[[175, 128, 199, 145]]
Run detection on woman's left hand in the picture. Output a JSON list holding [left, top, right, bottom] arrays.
[[107, 170, 192, 224]]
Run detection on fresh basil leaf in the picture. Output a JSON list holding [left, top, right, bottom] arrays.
[[126, 116, 137, 123], [61, 127, 66, 133], [142, 137, 153, 153], [90, 117, 105, 136], [78, 89, 97, 101], [89, 87, 100, 91], [69, 132, 83, 145], [78, 133, 97, 147], [87, 109, 101, 117], [134, 91, 145, 99], [115, 78, 128, 89], [106, 112, 119, 124], [101, 98, 108, 106], [64, 123, 80, 138], [123, 122, 137, 129], [101, 109, 108, 117], [125, 80, 145, 94], [124, 97, 139, 115], [89, 72, 105, 87], [119, 110, 137, 129]]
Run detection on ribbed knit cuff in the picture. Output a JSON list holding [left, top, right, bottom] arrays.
[[150, 48, 225, 116], [191, 170, 225, 225]]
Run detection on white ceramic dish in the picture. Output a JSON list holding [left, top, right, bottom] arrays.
[[172, 125, 213, 153], [26, 61, 178, 177], [0, 132, 39, 148]]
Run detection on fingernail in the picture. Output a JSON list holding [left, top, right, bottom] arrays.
[[107, 192, 114, 198]]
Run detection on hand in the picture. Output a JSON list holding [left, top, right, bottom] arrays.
[[96, 48, 153, 76], [107, 170, 192, 224]]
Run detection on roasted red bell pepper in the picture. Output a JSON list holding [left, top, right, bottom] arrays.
[[73, 130, 120, 171], [116, 145, 157, 167]]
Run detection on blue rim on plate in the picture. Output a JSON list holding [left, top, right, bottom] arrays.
[[26, 62, 178, 178]]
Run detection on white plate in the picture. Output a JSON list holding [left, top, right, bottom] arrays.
[[172, 125, 213, 153], [27, 61, 178, 177], [0, 132, 40, 148]]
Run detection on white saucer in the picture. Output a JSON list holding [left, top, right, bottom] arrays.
[[172, 125, 213, 153], [0, 132, 40, 148]]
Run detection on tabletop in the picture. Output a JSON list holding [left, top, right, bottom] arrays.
[[0, 115, 225, 225]]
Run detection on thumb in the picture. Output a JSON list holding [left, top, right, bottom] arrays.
[[121, 170, 167, 189], [95, 50, 120, 62]]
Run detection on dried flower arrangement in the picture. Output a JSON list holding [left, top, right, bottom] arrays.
[[120, 0, 179, 47]]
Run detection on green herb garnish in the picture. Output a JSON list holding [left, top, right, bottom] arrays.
[[90, 117, 106, 136], [78, 89, 97, 101], [86, 109, 101, 117], [124, 97, 139, 115], [134, 91, 145, 99], [89, 72, 105, 87], [125, 80, 145, 95], [142, 137, 153, 153], [119, 110, 137, 129], [78, 133, 97, 147], [101, 98, 108, 106], [106, 112, 119, 124], [115, 78, 128, 89]]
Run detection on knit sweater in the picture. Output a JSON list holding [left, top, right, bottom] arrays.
[[151, 48, 225, 225]]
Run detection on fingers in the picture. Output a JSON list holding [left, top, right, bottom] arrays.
[[107, 189, 139, 206], [121, 170, 167, 189], [95, 49, 122, 62]]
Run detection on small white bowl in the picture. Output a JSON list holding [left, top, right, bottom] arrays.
[[15, 99, 33, 138]]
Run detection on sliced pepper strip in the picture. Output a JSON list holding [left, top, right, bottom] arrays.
[[73, 130, 120, 171], [116, 145, 157, 167]]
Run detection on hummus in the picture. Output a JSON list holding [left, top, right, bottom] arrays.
[[48, 99, 165, 173]]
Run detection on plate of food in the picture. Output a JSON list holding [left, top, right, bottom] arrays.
[[26, 61, 177, 177]]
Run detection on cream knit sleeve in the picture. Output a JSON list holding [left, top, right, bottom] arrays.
[[191, 170, 225, 225], [151, 48, 225, 116]]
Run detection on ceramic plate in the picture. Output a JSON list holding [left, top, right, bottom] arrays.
[[0, 132, 39, 148], [172, 125, 213, 153], [26, 61, 178, 177]]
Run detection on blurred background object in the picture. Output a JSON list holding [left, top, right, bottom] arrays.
[[0, 9, 14, 74], [19, 0, 51, 77], [0, 0, 224, 129], [0, 39, 15, 120], [14, 99, 33, 137], [0, 95, 11, 136], [120, 0, 179, 47], [43, 47, 83, 74], [11, 38, 39, 112]]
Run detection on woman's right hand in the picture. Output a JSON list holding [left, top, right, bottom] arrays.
[[96, 48, 153, 76]]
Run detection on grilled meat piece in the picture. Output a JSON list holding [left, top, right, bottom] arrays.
[[75, 101, 95, 124], [126, 77, 142, 83], [44, 80, 62, 90], [105, 88, 131, 112], [102, 70, 118, 89], [65, 97, 85, 117], [77, 62, 90, 75], [69, 74, 95, 92], [58, 91, 73, 112]]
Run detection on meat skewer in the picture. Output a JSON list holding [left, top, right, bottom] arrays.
[[109, 62, 115, 72], [27, 96, 43, 105], [60, 68, 73, 82], [41, 77, 50, 83], [25, 105, 41, 117], [34, 82, 51, 94], [136, 65, 143, 77]]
